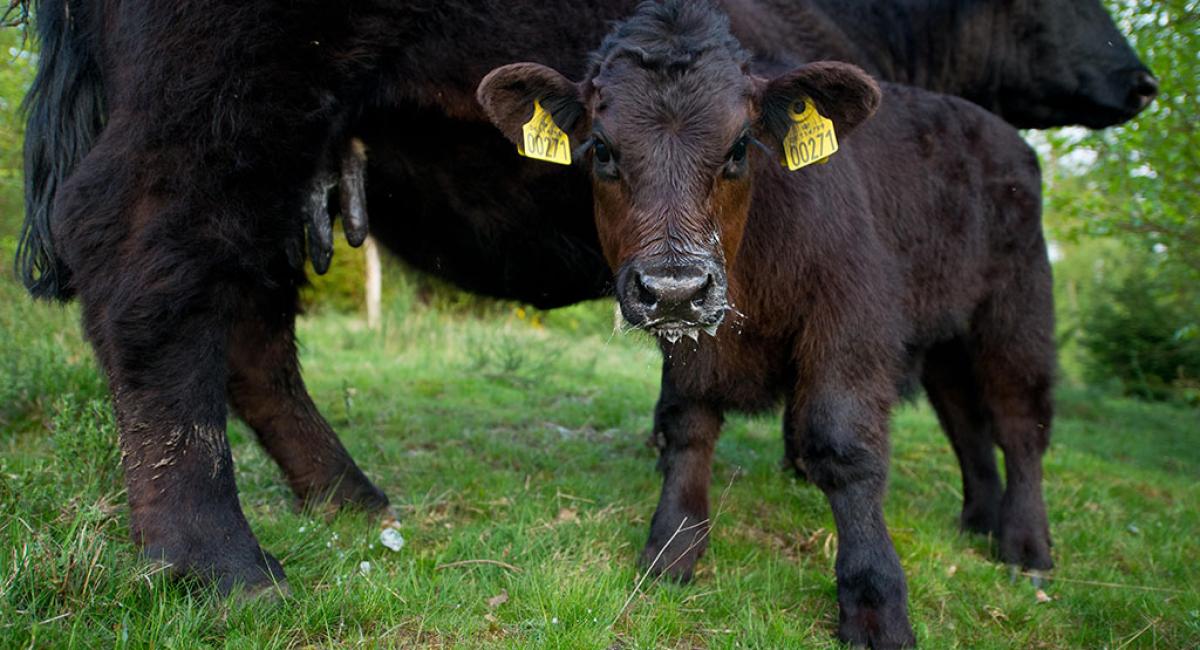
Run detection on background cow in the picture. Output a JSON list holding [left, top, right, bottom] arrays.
[[478, 1, 1057, 646]]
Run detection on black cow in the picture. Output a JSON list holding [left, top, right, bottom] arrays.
[[356, 0, 1157, 310], [12, 0, 1144, 592], [478, 1, 1056, 646]]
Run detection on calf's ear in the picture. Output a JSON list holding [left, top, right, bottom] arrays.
[[477, 63, 586, 150], [756, 62, 881, 149]]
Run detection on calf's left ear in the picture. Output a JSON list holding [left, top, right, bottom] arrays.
[[477, 63, 586, 153], [756, 62, 881, 147]]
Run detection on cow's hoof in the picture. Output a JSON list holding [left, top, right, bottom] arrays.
[[144, 540, 288, 597], [998, 522, 1053, 571], [303, 468, 390, 516]]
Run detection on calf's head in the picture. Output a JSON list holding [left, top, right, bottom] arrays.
[[478, 2, 878, 341]]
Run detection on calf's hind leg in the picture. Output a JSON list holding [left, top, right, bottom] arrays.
[[227, 285, 389, 515], [971, 275, 1056, 571], [921, 339, 1003, 537]]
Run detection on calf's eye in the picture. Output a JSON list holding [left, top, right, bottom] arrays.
[[594, 141, 612, 164], [728, 136, 748, 164]]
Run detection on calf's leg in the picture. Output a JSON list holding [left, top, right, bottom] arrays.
[[791, 388, 915, 649], [971, 281, 1056, 571], [782, 394, 810, 480], [639, 370, 722, 583], [921, 339, 1003, 537], [227, 286, 389, 514]]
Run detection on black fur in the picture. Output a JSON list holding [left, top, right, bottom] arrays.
[[16, 0, 105, 299]]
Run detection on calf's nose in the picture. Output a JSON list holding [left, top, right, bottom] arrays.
[[634, 266, 714, 321], [1128, 70, 1159, 111]]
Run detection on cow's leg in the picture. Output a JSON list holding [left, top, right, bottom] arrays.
[[227, 285, 389, 513], [791, 386, 915, 649], [639, 369, 722, 582], [53, 123, 295, 594], [922, 339, 1003, 537], [70, 234, 282, 591], [971, 274, 1055, 571]]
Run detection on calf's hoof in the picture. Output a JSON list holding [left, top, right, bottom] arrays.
[[638, 524, 709, 583], [959, 499, 1001, 538], [837, 570, 916, 649], [781, 454, 810, 482], [837, 599, 916, 649], [998, 521, 1053, 571]]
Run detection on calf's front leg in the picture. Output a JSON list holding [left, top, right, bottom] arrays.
[[639, 369, 722, 582], [791, 388, 915, 649]]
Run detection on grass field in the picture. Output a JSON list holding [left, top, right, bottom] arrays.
[[1, 244, 1198, 649]]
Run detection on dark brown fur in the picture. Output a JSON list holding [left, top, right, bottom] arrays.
[[479, 3, 1055, 647]]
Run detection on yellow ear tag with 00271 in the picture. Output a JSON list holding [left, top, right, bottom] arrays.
[[781, 98, 837, 171], [518, 99, 572, 165]]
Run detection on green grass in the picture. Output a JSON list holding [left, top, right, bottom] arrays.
[[1, 249, 1198, 649]]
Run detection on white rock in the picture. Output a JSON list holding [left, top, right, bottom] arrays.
[[380, 527, 405, 552]]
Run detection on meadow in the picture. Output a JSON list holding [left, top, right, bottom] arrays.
[[1, 243, 1197, 649]]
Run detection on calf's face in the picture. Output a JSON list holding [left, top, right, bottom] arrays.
[[478, 57, 878, 340]]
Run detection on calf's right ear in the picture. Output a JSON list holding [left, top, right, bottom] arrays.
[[476, 63, 586, 152]]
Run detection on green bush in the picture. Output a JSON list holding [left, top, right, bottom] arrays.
[[1080, 264, 1200, 403]]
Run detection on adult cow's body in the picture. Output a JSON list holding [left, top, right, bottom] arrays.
[[17, 0, 645, 592], [358, 0, 1157, 309], [15, 0, 1151, 591]]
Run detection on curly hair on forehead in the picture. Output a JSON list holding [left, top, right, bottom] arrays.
[[588, 0, 750, 78]]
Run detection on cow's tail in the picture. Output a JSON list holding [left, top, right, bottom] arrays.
[[14, 0, 106, 300]]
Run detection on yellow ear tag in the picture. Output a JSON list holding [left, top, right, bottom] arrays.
[[517, 99, 572, 165], [781, 98, 838, 171]]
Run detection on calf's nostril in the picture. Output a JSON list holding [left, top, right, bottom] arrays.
[[690, 274, 714, 307], [634, 273, 658, 307]]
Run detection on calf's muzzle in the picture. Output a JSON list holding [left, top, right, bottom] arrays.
[[617, 258, 727, 337]]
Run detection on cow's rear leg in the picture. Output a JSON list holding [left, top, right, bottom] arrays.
[[71, 244, 283, 592], [922, 339, 1003, 537], [639, 368, 722, 582], [971, 270, 1056, 570], [227, 286, 389, 514], [53, 127, 294, 594]]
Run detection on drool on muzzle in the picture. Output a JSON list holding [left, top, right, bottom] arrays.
[[616, 258, 728, 331]]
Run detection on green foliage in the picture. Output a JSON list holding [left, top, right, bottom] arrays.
[[1080, 261, 1200, 402], [1044, 0, 1200, 283], [0, 25, 35, 233], [299, 235, 369, 314]]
